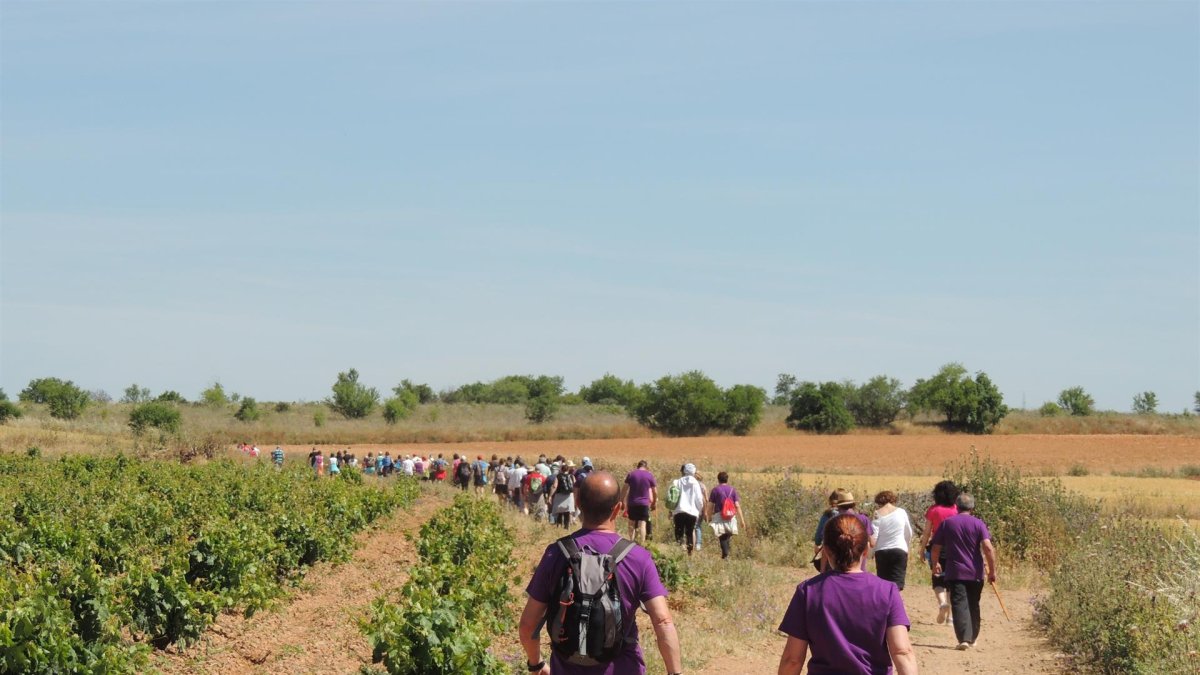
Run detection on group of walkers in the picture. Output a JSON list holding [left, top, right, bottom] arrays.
[[515, 468, 994, 675]]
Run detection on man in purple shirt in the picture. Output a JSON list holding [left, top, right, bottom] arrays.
[[619, 460, 657, 545], [518, 471, 683, 675], [930, 493, 997, 650]]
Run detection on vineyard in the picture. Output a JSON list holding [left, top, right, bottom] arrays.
[[0, 455, 419, 673]]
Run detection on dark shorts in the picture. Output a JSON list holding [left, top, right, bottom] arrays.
[[926, 545, 947, 588], [495, 484, 509, 496], [627, 503, 651, 523]]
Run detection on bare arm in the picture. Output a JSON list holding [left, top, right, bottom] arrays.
[[886, 625, 918, 675], [645, 595, 682, 673], [736, 503, 748, 532], [649, 486, 658, 509], [918, 518, 932, 550], [620, 483, 629, 505], [982, 539, 997, 583], [777, 636, 809, 675], [517, 598, 551, 675], [930, 544, 943, 575]]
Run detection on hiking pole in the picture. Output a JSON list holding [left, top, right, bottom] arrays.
[[990, 581, 1012, 622]]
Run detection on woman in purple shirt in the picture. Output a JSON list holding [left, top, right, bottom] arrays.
[[778, 514, 918, 675], [707, 472, 747, 560]]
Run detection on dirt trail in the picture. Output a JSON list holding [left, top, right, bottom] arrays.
[[695, 583, 1062, 675], [156, 493, 447, 675]]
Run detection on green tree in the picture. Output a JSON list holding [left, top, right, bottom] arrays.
[[328, 368, 379, 419], [395, 379, 437, 404], [129, 402, 182, 434], [908, 364, 1009, 433], [524, 375, 564, 423], [722, 384, 767, 435], [234, 397, 262, 422], [1131, 391, 1158, 415], [786, 381, 855, 434], [20, 377, 90, 420], [155, 390, 187, 404], [579, 374, 642, 409], [845, 375, 906, 427], [773, 373, 799, 405], [633, 371, 729, 437], [1056, 386, 1095, 416], [0, 397, 20, 424], [1039, 401, 1064, 417], [200, 382, 230, 407], [383, 390, 419, 424], [121, 384, 152, 404]]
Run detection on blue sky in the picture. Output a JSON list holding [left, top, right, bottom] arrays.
[[2, 1, 1197, 412]]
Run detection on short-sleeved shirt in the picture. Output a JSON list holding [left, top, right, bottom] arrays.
[[271, 448, 284, 465], [709, 484, 740, 508], [814, 508, 837, 545], [526, 529, 668, 675], [778, 571, 910, 675], [930, 514, 991, 582], [624, 469, 657, 507], [924, 504, 958, 541]]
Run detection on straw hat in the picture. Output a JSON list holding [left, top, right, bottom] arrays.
[[834, 490, 857, 507]]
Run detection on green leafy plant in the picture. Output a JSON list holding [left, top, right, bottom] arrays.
[[1132, 391, 1158, 415], [200, 382, 230, 407], [19, 377, 90, 420], [1057, 386, 1095, 416], [383, 390, 419, 425], [328, 368, 379, 419], [786, 381, 854, 434], [908, 364, 1008, 433], [234, 397, 263, 422], [128, 402, 183, 435], [121, 384, 152, 404]]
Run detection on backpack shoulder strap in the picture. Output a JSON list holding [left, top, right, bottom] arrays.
[[556, 535, 581, 559], [608, 538, 637, 566]]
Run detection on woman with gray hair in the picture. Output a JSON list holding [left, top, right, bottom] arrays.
[[669, 463, 706, 556], [930, 493, 997, 650]]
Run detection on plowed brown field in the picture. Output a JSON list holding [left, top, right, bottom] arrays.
[[290, 433, 1200, 474]]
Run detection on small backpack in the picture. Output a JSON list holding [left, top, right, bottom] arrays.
[[557, 473, 575, 494], [457, 462, 472, 482], [540, 536, 637, 666], [665, 481, 682, 510], [529, 473, 545, 494], [721, 496, 737, 520]]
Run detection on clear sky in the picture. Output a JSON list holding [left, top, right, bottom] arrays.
[[1, 1, 1197, 412]]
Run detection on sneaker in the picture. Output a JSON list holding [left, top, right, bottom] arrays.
[[937, 604, 950, 625], [956, 642, 970, 651]]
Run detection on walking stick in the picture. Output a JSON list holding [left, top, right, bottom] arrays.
[[990, 581, 1012, 622]]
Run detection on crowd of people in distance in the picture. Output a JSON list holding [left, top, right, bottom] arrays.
[[243, 442, 998, 673]]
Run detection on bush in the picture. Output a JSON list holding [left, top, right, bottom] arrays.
[[579, 374, 643, 409], [394, 379, 437, 404], [1057, 386, 1095, 416], [128, 402, 182, 435], [1039, 401, 1064, 417], [155, 390, 187, 404], [845, 375, 906, 427], [908, 364, 1008, 433], [0, 400, 21, 425], [722, 384, 767, 435], [328, 368, 379, 419], [200, 382, 230, 407], [524, 394, 559, 424], [633, 371, 728, 436], [273, 401, 291, 413], [313, 410, 326, 428], [233, 398, 262, 422], [1132, 391, 1158, 415], [121, 384, 152, 404], [786, 382, 854, 434], [382, 391, 419, 425], [773, 373, 799, 406], [20, 377, 90, 420]]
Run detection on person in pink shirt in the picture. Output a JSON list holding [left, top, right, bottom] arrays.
[[919, 480, 960, 624]]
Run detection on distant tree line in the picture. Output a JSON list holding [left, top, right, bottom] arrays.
[[5, 369, 1198, 438]]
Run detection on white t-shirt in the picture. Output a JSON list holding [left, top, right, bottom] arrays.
[[670, 476, 707, 518], [508, 466, 528, 490], [401, 458, 415, 475], [872, 507, 914, 552]]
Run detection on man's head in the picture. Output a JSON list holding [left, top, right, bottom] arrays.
[[577, 471, 622, 527], [637, 460, 648, 469], [956, 493, 976, 513]]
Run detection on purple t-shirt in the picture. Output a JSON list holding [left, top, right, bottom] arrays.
[[708, 484, 740, 508], [778, 572, 910, 675], [930, 513, 991, 582], [624, 469, 657, 507], [526, 529, 668, 675]]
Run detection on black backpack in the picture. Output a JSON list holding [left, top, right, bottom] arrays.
[[556, 472, 576, 494], [540, 536, 636, 666], [456, 461, 472, 483]]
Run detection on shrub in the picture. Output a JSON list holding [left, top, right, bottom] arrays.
[[394, 379, 437, 404], [327, 368, 379, 419], [1132, 391, 1158, 415], [0, 400, 21, 425], [524, 394, 559, 424], [233, 398, 262, 422], [313, 410, 326, 428], [634, 371, 728, 436], [20, 377, 91, 420], [722, 384, 767, 435], [273, 401, 291, 413], [579, 374, 643, 409], [155, 391, 187, 404], [845, 375, 906, 427], [1057, 386, 1095, 416], [128, 402, 183, 435], [1039, 401, 1064, 417], [121, 384, 152, 404], [200, 382, 230, 407], [773, 373, 799, 405], [382, 391, 419, 424], [908, 364, 1008, 433], [786, 381, 854, 434]]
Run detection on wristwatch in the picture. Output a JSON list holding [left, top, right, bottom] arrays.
[[527, 660, 546, 672]]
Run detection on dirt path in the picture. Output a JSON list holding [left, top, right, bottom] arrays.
[[694, 583, 1062, 675], [155, 493, 447, 675]]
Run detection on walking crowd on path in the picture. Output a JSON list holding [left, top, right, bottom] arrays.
[[245, 442, 999, 673]]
